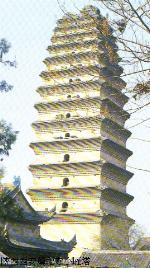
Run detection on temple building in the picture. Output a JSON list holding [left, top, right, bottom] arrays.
[[28, 5, 135, 257], [0, 183, 76, 260]]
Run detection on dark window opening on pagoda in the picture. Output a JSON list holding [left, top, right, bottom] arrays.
[[61, 202, 68, 212], [65, 133, 70, 138], [67, 95, 71, 99], [63, 154, 70, 162], [69, 79, 73, 83], [66, 113, 71, 119], [76, 95, 80, 98], [63, 178, 69, 186]]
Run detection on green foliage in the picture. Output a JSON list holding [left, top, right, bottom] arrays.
[[0, 120, 18, 156], [0, 39, 11, 61], [0, 80, 13, 93], [0, 189, 23, 221], [0, 167, 4, 179], [120, 261, 134, 267]]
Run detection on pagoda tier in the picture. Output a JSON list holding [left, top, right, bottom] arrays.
[[36, 213, 133, 225], [29, 161, 133, 183], [40, 65, 123, 82], [30, 138, 132, 170], [52, 30, 105, 45], [28, 186, 133, 205], [44, 51, 115, 70], [28, 188, 133, 222], [28, 5, 134, 255], [30, 137, 132, 157], [37, 79, 127, 103], [34, 97, 129, 126], [53, 15, 115, 40], [47, 39, 118, 56], [32, 116, 131, 147]]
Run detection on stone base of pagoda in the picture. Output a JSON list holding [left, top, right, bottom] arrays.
[[40, 213, 133, 258], [81, 250, 150, 268]]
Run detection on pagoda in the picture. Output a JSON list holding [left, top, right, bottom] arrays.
[[28, 6, 134, 257]]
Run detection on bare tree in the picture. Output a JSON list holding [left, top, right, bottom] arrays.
[[129, 223, 145, 249], [93, 0, 150, 98]]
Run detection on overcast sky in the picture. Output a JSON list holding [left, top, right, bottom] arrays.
[[0, 0, 150, 234]]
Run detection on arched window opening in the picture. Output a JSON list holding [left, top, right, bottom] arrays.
[[76, 94, 80, 98], [66, 113, 71, 119], [69, 79, 73, 83], [61, 202, 68, 212], [67, 95, 71, 99], [63, 154, 70, 162], [63, 178, 69, 187], [65, 133, 70, 138]]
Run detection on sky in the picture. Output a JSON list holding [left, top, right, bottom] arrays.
[[0, 0, 150, 234]]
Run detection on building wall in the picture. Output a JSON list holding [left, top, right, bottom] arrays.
[[32, 150, 125, 169], [40, 222, 101, 258], [37, 108, 99, 122], [34, 128, 100, 142], [101, 216, 132, 250], [33, 174, 101, 188], [33, 174, 126, 193], [31, 198, 100, 214], [40, 89, 99, 102]]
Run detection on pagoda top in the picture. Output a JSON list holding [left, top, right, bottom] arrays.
[[56, 5, 114, 35], [57, 6, 102, 25]]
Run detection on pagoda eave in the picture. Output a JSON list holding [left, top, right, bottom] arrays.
[[36, 80, 128, 106], [32, 117, 131, 146], [30, 137, 132, 162], [40, 64, 123, 81], [44, 51, 107, 68], [34, 98, 129, 127], [27, 186, 133, 207]]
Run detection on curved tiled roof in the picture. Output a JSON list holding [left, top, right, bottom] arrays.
[[0, 228, 76, 258], [81, 251, 150, 268]]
